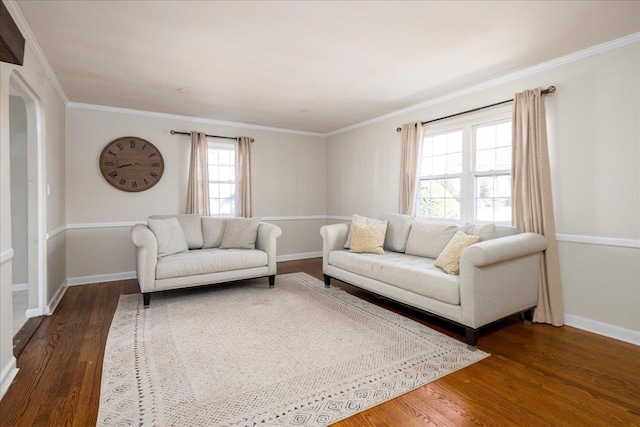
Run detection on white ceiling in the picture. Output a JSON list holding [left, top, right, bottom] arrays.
[[14, 1, 640, 134]]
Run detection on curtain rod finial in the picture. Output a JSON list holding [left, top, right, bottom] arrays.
[[170, 130, 176, 135], [547, 86, 556, 94], [396, 127, 402, 132]]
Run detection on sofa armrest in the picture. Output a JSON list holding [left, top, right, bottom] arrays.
[[131, 224, 158, 293], [462, 233, 548, 268], [256, 222, 282, 275], [459, 232, 548, 328], [320, 223, 350, 273]]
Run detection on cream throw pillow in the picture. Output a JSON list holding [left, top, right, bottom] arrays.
[[350, 222, 388, 255], [435, 230, 480, 275], [344, 214, 388, 249], [147, 217, 189, 258]]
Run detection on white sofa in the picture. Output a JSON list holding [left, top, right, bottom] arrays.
[[321, 214, 548, 347], [131, 214, 282, 307]]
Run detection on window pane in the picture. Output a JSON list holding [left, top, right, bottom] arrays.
[[496, 147, 512, 170], [496, 122, 512, 147], [475, 122, 511, 172], [447, 152, 462, 174], [432, 134, 447, 155], [474, 175, 511, 222], [494, 198, 511, 222], [476, 198, 494, 222], [476, 149, 495, 171], [432, 155, 447, 175], [495, 175, 511, 197], [423, 137, 433, 156], [418, 178, 460, 219], [209, 183, 219, 198], [447, 132, 462, 153], [420, 157, 432, 176], [476, 126, 496, 150]]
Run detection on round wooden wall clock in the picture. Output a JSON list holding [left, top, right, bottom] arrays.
[[99, 136, 164, 192]]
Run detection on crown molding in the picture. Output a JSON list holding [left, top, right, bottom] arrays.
[[326, 32, 640, 136], [66, 102, 326, 138], [3, 1, 69, 104]]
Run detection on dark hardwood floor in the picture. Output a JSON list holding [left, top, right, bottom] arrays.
[[1, 258, 639, 426]]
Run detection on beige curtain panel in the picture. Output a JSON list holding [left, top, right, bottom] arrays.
[[512, 88, 564, 326], [186, 131, 210, 216], [399, 122, 424, 215], [236, 136, 252, 218]]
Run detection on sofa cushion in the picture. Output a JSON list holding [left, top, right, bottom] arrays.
[[344, 214, 387, 249], [328, 250, 460, 305], [155, 248, 268, 280], [149, 214, 204, 249], [147, 217, 189, 258], [350, 222, 387, 255], [220, 217, 260, 249], [496, 225, 520, 238], [378, 213, 415, 252], [202, 217, 227, 248], [435, 230, 481, 274], [405, 222, 458, 259], [461, 222, 496, 242]]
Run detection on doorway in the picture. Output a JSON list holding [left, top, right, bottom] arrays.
[[9, 91, 28, 335], [8, 72, 46, 345]]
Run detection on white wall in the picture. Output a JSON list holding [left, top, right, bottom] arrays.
[[326, 42, 640, 341], [9, 95, 28, 286], [65, 107, 326, 280], [0, 43, 67, 397]]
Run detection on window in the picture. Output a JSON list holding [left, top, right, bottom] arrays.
[[416, 109, 512, 223], [208, 142, 236, 216]]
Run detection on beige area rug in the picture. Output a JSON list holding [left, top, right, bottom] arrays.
[[97, 272, 488, 427]]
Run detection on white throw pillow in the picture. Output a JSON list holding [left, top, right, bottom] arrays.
[[461, 222, 496, 242], [435, 230, 481, 274], [350, 222, 388, 255], [149, 214, 204, 249], [220, 217, 260, 249], [202, 217, 227, 248], [378, 213, 415, 252], [344, 214, 388, 249], [404, 222, 459, 259], [147, 217, 189, 258]]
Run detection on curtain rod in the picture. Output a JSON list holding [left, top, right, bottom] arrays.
[[395, 86, 556, 132], [170, 130, 254, 143]]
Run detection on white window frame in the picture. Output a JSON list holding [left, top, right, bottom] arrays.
[[415, 105, 513, 224], [208, 141, 236, 217]]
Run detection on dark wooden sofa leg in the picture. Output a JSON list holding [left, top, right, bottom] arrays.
[[523, 308, 534, 326], [465, 327, 478, 350], [143, 293, 151, 308], [268, 275, 275, 288], [324, 274, 331, 288]]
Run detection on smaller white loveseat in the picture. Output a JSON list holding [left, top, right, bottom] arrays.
[[321, 214, 548, 347], [131, 214, 282, 307]]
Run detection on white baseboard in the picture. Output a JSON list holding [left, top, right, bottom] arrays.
[[47, 280, 68, 315], [0, 357, 19, 400], [564, 313, 640, 346], [67, 271, 137, 286], [12, 283, 28, 292], [25, 308, 43, 318], [276, 252, 323, 262]]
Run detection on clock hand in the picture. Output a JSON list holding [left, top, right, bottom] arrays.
[[116, 162, 140, 169]]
